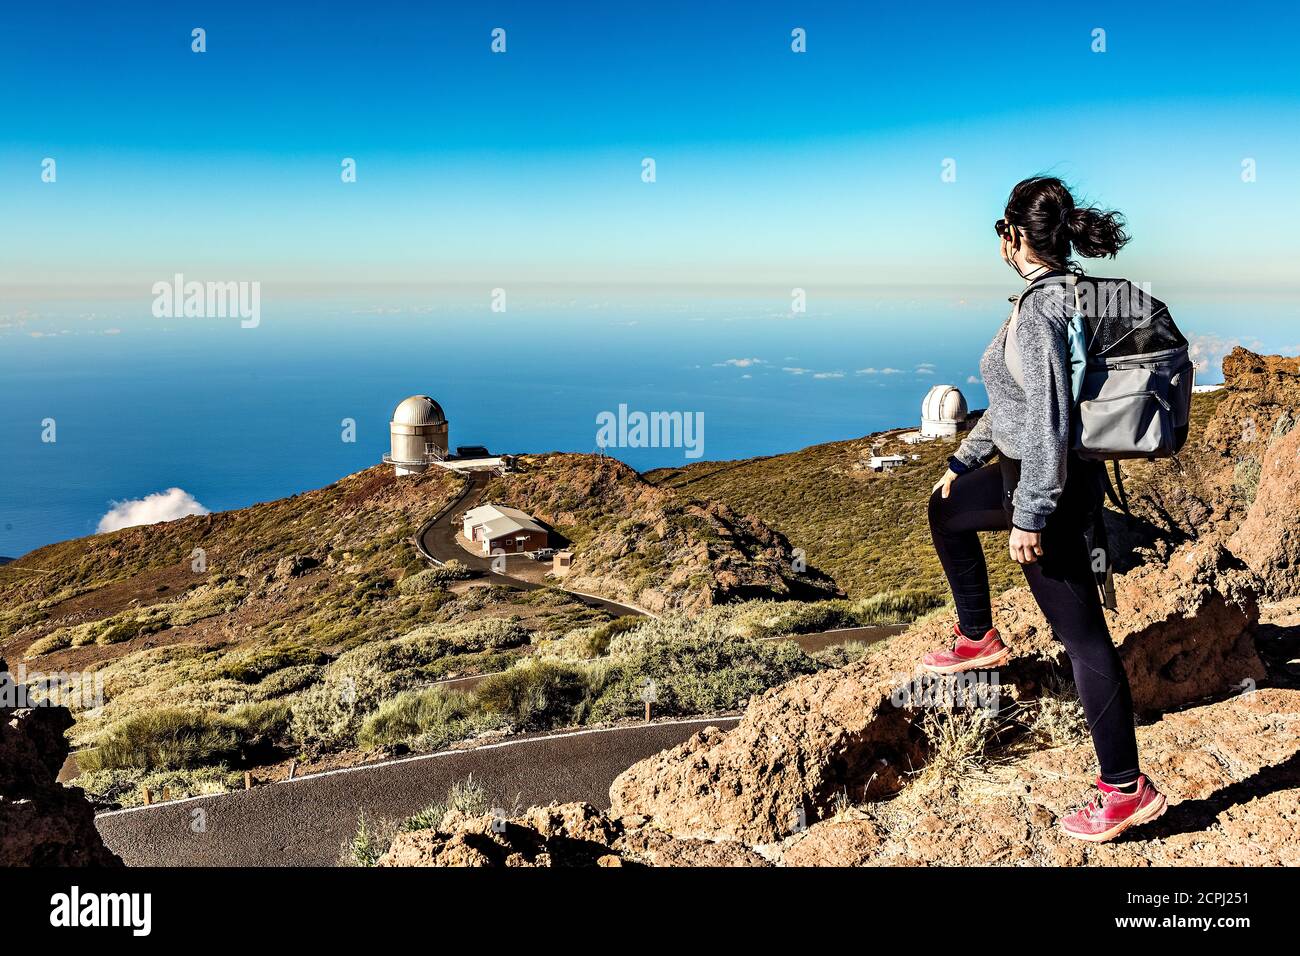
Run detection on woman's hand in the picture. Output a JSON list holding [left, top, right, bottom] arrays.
[[932, 469, 959, 499], [1009, 527, 1043, 564]]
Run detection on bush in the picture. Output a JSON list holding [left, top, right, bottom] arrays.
[[474, 658, 598, 730], [401, 776, 489, 831], [340, 813, 397, 868], [588, 634, 818, 723], [76, 699, 292, 773], [79, 708, 241, 772], [812, 641, 873, 668], [333, 618, 530, 680], [288, 666, 388, 752], [398, 561, 473, 596], [216, 642, 328, 684], [75, 766, 244, 808], [358, 687, 499, 750], [340, 776, 490, 866], [253, 664, 322, 699], [25, 632, 71, 657]]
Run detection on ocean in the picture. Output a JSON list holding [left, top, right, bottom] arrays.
[[2, 287, 1295, 558]]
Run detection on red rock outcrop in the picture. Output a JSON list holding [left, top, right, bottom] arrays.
[[378, 800, 768, 867], [783, 687, 1300, 867], [1229, 423, 1300, 599]]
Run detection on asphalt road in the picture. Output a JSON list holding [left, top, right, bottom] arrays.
[[96, 717, 739, 867]]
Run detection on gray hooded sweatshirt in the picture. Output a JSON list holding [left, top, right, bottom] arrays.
[[953, 280, 1073, 531]]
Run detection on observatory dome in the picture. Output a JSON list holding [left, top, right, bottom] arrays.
[[388, 395, 449, 475], [920, 385, 969, 438], [392, 395, 446, 427]]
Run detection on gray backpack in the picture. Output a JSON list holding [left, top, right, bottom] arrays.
[[1011, 272, 1194, 462], [1010, 274, 1194, 607]]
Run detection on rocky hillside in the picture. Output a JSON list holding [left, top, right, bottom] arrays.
[[482, 453, 841, 613], [378, 350, 1300, 867]]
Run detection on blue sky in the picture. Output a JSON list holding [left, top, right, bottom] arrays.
[[2, 0, 1299, 289]]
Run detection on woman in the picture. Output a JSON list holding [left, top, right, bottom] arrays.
[[922, 176, 1167, 843]]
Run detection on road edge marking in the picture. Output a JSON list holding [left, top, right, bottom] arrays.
[[94, 715, 741, 819]]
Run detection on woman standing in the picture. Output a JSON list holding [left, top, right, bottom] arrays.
[[922, 176, 1166, 842]]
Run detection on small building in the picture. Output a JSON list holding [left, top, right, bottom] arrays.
[[462, 504, 548, 556], [552, 550, 574, 575], [920, 385, 970, 438], [868, 454, 906, 472]]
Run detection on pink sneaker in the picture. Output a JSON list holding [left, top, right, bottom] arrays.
[[921, 624, 1010, 674], [1060, 775, 1168, 843]]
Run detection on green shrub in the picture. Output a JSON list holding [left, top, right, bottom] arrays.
[[584, 615, 644, 656], [25, 632, 71, 657], [474, 658, 598, 730], [333, 618, 530, 680], [358, 687, 490, 750], [79, 708, 242, 772], [398, 561, 473, 595], [253, 663, 322, 699], [340, 812, 397, 867], [75, 765, 244, 808], [77, 699, 291, 773], [288, 666, 388, 752], [812, 641, 874, 668], [340, 776, 490, 866], [224, 699, 292, 745], [402, 776, 489, 831], [589, 634, 818, 723], [216, 642, 328, 684]]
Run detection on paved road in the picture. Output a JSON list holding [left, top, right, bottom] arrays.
[[417, 471, 649, 618], [96, 718, 739, 867]]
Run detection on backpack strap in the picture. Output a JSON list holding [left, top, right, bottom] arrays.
[[1101, 459, 1132, 519]]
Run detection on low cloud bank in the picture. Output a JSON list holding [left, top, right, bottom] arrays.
[[97, 488, 210, 533]]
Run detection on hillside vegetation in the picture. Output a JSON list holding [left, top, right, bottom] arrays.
[[646, 419, 1014, 600], [647, 389, 1230, 600]]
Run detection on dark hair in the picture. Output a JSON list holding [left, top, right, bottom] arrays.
[[1004, 176, 1130, 273]]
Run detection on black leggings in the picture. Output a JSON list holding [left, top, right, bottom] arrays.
[[928, 455, 1140, 786]]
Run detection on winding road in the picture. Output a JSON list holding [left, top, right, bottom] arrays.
[[96, 718, 739, 866]]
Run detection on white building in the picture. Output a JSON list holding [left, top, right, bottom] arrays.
[[868, 454, 907, 472], [919, 385, 969, 438], [462, 504, 549, 556]]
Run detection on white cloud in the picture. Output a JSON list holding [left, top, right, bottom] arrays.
[[782, 366, 811, 375], [1187, 334, 1253, 382], [98, 488, 210, 533], [915, 367, 935, 375], [916, 362, 936, 370], [813, 371, 845, 379], [714, 357, 764, 368], [966, 375, 982, 384]]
